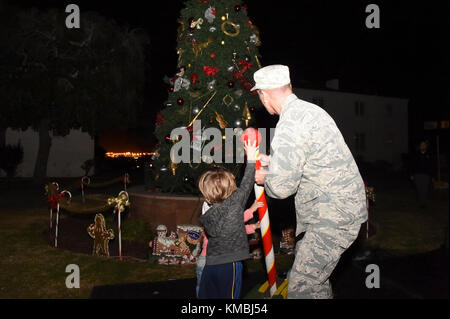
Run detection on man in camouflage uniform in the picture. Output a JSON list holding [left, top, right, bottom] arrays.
[[251, 65, 367, 299]]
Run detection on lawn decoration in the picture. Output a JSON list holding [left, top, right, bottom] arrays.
[[248, 232, 263, 260], [45, 182, 72, 247], [279, 228, 295, 255], [87, 213, 115, 257], [365, 184, 376, 239], [151, 224, 203, 265], [107, 190, 130, 261]]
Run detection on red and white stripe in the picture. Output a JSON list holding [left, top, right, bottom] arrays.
[[117, 190, 129, 261], [54, 190, 72, 248], [254, 156, 277, 296]]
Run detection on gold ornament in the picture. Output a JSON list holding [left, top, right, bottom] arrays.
[[190, 17, 204, 29], [249, 23, 262, 46], [222, 94, 234, 106], [107, 191, 130, 214], [215, 112, 228, 129], [177, 19, 185, 40], [242, 102, 252, 126], [193, 37, 213, 58], [189, 160, 201, 169], [177, 48, 183, 64], [187, 90, 217, 128], [255, 55, 262, 69], [178, 105, 188, 115], [169, 161, 178, 176], [221, 20, 240, 37]]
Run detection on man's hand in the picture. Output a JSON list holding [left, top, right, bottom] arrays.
[[257, 153, 270, 167], [255, 168, 268, 185]]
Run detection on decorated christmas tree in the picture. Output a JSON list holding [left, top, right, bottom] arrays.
[[147, 0, 263, 193]]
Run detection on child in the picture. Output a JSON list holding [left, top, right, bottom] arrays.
[[197, 141, 258, 299], [196, 199, 262, 298]]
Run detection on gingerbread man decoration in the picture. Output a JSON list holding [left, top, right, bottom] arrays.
[[87, 214, 115, 257]]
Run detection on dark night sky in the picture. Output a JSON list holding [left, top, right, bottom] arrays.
[[6, 0, 450, 142]]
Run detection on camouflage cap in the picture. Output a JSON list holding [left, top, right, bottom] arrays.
[[251, 64, 291, 91]]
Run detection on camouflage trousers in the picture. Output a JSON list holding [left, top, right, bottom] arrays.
[[287, 209, 362, 299]]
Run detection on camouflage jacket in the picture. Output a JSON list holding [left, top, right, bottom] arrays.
[[264, 94, 367, 233]]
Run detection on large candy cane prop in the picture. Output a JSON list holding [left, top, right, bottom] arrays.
[[54, 190, 72, 248], [254, 160, 277, 296], [242, 128, 277, 297], [108, 191, 130, 261]]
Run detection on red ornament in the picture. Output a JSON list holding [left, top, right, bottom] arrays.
[[234, 5, 241, 12], [155, 112, 165, 126], [241, 128, 262, 147], [203, 65, 220, 76], [169, 86, 174, 92], [227, 81, 234, 88], [241, 4, 248, 10], [177, 98, 184, 105], [210, 53, 216, 59], [238, 60, 253, 74], [192, 72, 198, 84]]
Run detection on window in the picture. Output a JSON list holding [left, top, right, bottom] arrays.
[[355, 101, 365, 117]]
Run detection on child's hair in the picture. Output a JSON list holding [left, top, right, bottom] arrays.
[[198, 166, 237, 204]]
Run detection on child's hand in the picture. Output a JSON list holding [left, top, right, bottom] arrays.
[[244, 140, 258, 162], [252, 222, 261, 231], [250, 200, 264, 212]]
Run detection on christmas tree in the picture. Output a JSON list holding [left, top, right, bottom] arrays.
[[147, 0, 263, 194]]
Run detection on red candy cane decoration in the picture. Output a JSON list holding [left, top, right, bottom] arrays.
[[53, 190, 72, 248], [242, 128, 277, 296]]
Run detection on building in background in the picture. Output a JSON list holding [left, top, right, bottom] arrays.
[[1, 128, 94, 177], [293, 86, 409, 170]]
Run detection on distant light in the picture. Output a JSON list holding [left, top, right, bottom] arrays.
[[105, 152, 155, 158]]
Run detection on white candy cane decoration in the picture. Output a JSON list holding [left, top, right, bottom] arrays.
[[108, 190, 130, 260], [81, 176, 90, 204], [49, 182, 59, 229], [54, 190, 72, 248]]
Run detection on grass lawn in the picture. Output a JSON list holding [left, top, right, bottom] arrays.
[[366, 184, 448, 256], [0, 205, 293, 298], [0, 175, 447, 298]]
